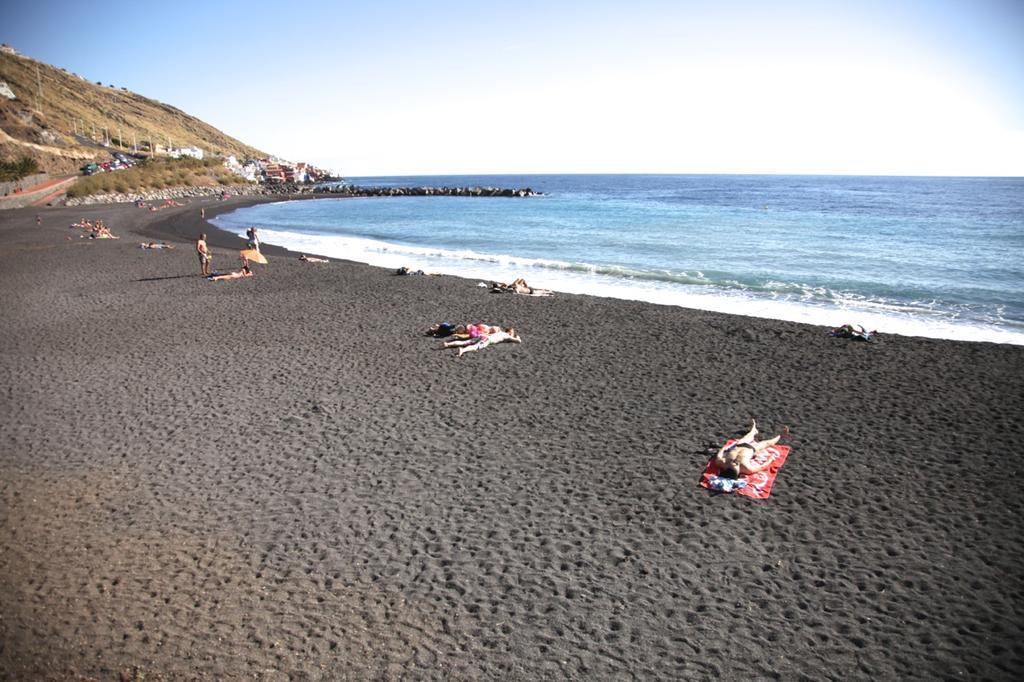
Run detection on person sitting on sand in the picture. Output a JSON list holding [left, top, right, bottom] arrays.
[[299, 254, 329, 263], [714, 420, 789, 478], [443, 327, 521, 356], [207, 265, 253, 281]]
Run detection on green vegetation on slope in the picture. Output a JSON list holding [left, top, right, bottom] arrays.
[[0, 155, 40, 181], [65, 157, 250, 198]]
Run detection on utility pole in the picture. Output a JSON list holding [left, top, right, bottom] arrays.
[[118, 127, 122, 149], [35, 63, 42, 113]]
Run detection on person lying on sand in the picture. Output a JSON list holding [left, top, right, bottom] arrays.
[[443, 327, 521, 356], [427, 323, 501, 339], [299, 254, 329, 263], [491, 278, 553, 296], [426, 322, 462, 337], [714, 420, 789, 478], [830, 323, 876, 342], [207, 265, 253, 281], [140, 242, 174, 249], [396, 266, 438, 276]]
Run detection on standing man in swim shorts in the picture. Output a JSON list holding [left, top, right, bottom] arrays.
[[197, 233, 211, 276]]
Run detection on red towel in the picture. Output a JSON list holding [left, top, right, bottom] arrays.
[[700, 439, 791, 499]]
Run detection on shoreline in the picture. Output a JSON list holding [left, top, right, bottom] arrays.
[[197, 194, 1024, 348], [2, 199, 1023, 678]]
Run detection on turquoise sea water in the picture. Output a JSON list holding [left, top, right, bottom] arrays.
[[212, 174, 1024, 345]]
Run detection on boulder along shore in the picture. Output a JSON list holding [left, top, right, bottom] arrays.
[[63, 183, 540, 207], [1, 196, 1023, 680]]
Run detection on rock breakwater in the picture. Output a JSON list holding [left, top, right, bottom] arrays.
[[321, 185, 540, 198], [64, 182, 540, 207]]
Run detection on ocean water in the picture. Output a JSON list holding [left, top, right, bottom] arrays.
[[212, 174, 1024, 345]]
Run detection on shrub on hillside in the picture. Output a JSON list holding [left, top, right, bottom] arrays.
[[0, 155, 41, 182], [66, 157, 241, 197]]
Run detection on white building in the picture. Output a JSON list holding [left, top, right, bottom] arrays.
[[222, 156, 260, 182], [170, 146, 204, 160]]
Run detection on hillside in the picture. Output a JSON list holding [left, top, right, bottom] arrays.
[[0, 47, 268, 176]]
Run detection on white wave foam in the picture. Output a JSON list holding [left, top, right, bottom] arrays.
[[231, 227, 1024, 346]]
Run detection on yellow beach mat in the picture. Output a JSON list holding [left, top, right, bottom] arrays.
[[240, 249, 267, 264]]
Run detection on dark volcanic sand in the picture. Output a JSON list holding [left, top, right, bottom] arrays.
[[1, 197, 1023, 680]]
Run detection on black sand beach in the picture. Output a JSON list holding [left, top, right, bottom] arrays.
[[2, 198, 1023, 680]]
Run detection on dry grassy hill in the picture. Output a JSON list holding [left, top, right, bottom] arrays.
[[0, 47, 268, 176]]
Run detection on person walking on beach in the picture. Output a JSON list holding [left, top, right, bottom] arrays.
[[246, 226, 260, 252], [196, 233, 211, 276], [201, 207, 205, 219]]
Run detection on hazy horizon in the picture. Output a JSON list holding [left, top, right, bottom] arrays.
[[4, 0, 1023, 177]]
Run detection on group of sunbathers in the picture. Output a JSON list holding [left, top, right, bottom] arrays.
[[490, 277, 552, 296], [426, 322, 522, 357], [70, 219, 118, 239], [396, 266, 438, 276], [146, 199, 184, 212]]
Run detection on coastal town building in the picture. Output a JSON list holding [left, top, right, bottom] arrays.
[[222, 156, 259, 182], [217, 155, 331, 185], [169, 146, 204, 160]]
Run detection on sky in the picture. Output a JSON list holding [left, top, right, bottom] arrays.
[[3, 0, 1023, 176]]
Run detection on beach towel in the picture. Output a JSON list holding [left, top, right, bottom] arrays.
[[700, 439, 791, 499]]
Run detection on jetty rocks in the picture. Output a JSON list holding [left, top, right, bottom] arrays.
[[322, 185, 541, 198], [63, 183, 541, 206]]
